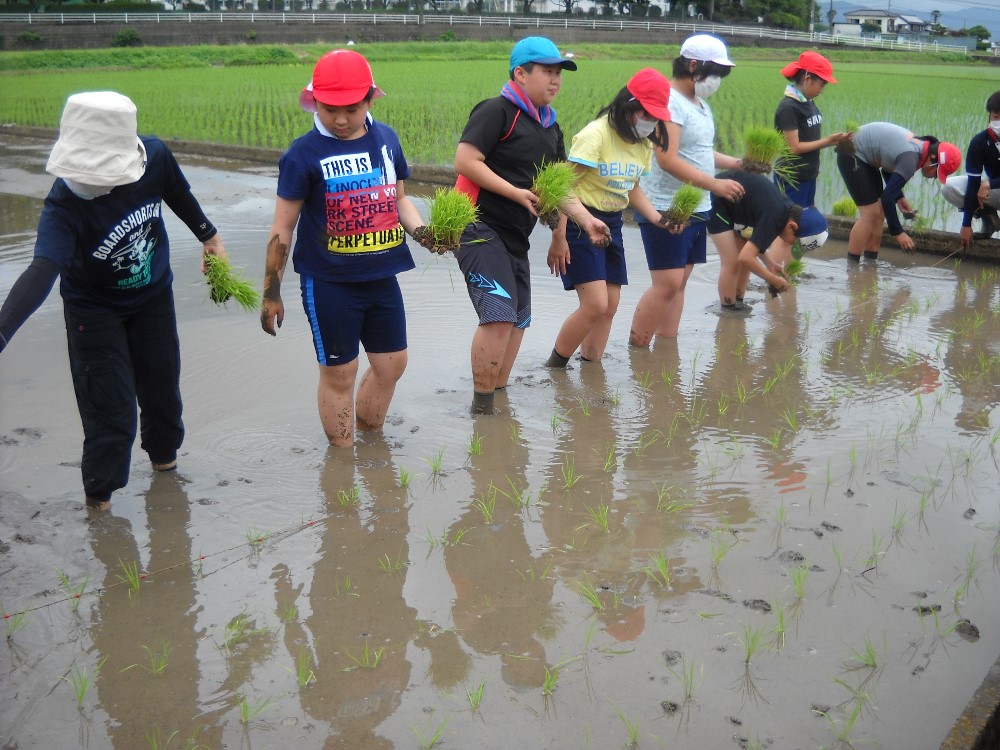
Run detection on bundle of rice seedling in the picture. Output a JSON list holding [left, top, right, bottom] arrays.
[[423, 187, 478, 253], [741, 126, 797, 185], [532, 161, 579, 230], [660, 183, 705, 228], [832, 197, 857, 217], [204, 254, 260, 311], [784, 257, 805, 279], [837, 120, 861, 156], [844, 120, 860, 134]]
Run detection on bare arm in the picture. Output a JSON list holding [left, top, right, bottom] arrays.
[[260, 197, 302, 336], [654, 122, 744, 201], [455, 142, 539, 214], [782, 129, 850, 155]]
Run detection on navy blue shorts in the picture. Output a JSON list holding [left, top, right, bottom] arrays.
[[561, 209, 626, 290], [455, 223, 531, 328], [300, 275, 407, 366], [775, 176, 816, 208], [639, 212, 708, 270]]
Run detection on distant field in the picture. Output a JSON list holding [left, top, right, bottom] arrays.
[[1, 42, 996, 225]]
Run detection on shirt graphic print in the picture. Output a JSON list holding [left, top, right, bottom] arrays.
[[321, 147, 404, 254]]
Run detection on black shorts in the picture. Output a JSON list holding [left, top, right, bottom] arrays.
[[837, 150, 886, 208], [455, 222, 531, 328]]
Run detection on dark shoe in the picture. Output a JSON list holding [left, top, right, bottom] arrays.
[[545, 348, 570, 368], [863, 250, 879, 260], [973, 208, 1000, 240]]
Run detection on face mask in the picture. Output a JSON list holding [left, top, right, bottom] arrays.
[[64, 179, 113, 200], [694, 75, 722, 100], [990, 121, 1000, 136], [634, 117, 657, 138]]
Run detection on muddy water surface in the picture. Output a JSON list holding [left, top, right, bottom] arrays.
[[2, 136, 999, 750]]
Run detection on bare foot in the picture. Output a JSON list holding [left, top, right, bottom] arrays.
[[152, 460, 177, 472], [86, 497, 111, 511]]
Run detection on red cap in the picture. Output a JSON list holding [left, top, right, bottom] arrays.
[[626, 68, 671, 122], [780, 51, 838, 84], [935, 142, 962, 184], [299, 50, 385, 112]]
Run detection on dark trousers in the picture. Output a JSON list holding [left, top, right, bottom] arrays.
[[64, 288, 184, 501]]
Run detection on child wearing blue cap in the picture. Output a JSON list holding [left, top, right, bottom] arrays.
[[453, 36, 610, 414], [707, 169, 829, 303]]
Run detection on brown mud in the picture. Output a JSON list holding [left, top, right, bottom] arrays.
[[2, 135, 1000, 749]]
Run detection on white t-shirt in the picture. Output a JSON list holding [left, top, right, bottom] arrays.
[[640, 88, 715, 213]]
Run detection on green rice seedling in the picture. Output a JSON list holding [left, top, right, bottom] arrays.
[[606, 385, 622, 407], [582, 501, 611, 532], [741, 125, 796, 183], [63, 658, 105, 708], [144, 726, 207, 750], [660, 365, 675, 385], [774, 500, 788, 534], [636, 369, 654, 390], [336, 485, 361, 508], [334, 576, 354, 597], [789, 564, 809, 601], [4, 608, 28, 642], [203, 253, 261, 311], [116, 558, 143, 599], [601, 441, 617, 473], [844, 119, 861, 134], [670, 656, 700, 702], [832, 196, 858, 217], [237, 694, 273, 725], [561, 457, 582, 490], [291, 646, 317, 688], [641, 550, 672, 588], [864, 530, 885, 575], [661, 182, 704, 228], [275, 603, 299, 623], [817, 691, 867, 747], [474, 484, 497, 524], [498, 477, 535, 510], [508, 423, 523, 444], [377, 548, 406, 574], [550, 407, 568, 432], [122, 641, 172, 676], [632, 430, 661, 456], [422, 448, 445, 477], [413, 716, 449, 750], [542, 663, 561, 695], [716, 392, 730, 416], [465, 681, 485, 713], [710, 530, 737, 570], [735, 380, 752, 405], [345, 640, 385, 670], [613, 706, 640, 747], [578, 577, 606, 612], [465, 432, 483, 458], [738, 622, 769, 665], [845, 637, 880, 670], [58, 569, 89, 612], [576, 396, 592, 417], [785, 257, 805, 281], [221, 610, 268, 655], [397, 466, 413, 490], [424, 187, 478, 252], [532, 161, 578, 228], [771, 601, 787, 650]]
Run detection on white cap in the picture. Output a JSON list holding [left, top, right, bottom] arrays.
[[679, 34, 735, 66]]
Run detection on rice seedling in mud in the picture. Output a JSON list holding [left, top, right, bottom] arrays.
[[121, 641, 172, 676], [636, 369, 654, 390], [844, 636, 881, 672], [497, 477, 536, 511], [613, 706, 641, 747], [531, 161, 578, 229], [561, 456, 583, 490], [3, 607, 28, 642], [832, 197, 858, 217], [741, 125, 797, 183], [600, 441, 617, 473], [784, 257, 805, 281], [203, 253, 261, 311], [656, 484, 695, 513], [789, 563, 809, 602], [816, 692, 868, 750], [413, 716, 449, 750], [377, 548, 406, 574], [474, 484, 498, 524], [246, 527, 270, 549], [237, 693, 274, 725], [422, 188, 478, 253], [737, 622, 769, 666], [641, 550, 672, 589], [551, 406, 569, 432], [578, 577, 607, 612], [581, 501, 611, 533], [710, 529, 738, 571], [770, 601, 788, 650], [465, 681, 486, 713], [670, 656, 701, 703], [336, 484, 361, 508], [465, 432, 484, 458], [660, 182, 704, 228], [287, 646, 317, 688], [344, 639, 385, 671], [63, 658, 105, 709], [275, 603, 299, 623], [116, 558, 143, 599], [57, 569, 89, 612], [422, 448, 446, 478], [145, 726, 208, 750], [220, 610, 269, 656], [397, 466, 413, 490]]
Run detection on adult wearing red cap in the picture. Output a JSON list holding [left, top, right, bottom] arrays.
[[774, 51, 851, 208], [837, 122, 960, 259]]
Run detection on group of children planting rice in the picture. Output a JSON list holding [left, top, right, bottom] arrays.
[[1, 35, 998, 507]]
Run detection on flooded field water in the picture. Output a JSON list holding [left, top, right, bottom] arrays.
[[2, 136, 1000, 749]]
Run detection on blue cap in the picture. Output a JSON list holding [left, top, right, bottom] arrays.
[[509, 37, 578, 74], [798, 207, 829, 251]]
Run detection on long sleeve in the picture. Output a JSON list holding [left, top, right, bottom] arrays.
[[0, 257, 60, 352]]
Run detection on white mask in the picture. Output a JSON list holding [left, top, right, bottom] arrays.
[[64, 179, 113, 200], [694, 75, 722, 100], [990, 121, 1000, 136], [634, 117, 657, 138]]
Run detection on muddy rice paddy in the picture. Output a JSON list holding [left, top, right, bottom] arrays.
[[2, 135, 999, 749]]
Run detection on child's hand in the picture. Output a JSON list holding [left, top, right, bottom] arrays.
[[261, 296, 284, 336], [512, 188, 541, 215], [411, 226, 442, 253], [583, 217, 611, 248], [547, 236, 570, 275]]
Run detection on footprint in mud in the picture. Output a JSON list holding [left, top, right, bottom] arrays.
[[743, 599, 772, 613], [1, 427, 44, 446]]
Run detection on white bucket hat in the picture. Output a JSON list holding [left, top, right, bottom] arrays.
[[46, 91, 147, 187]]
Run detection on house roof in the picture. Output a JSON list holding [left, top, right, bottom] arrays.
[[845, 9, 894, 17], [897, 15, 925, 24]]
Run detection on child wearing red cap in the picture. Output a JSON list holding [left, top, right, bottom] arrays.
[[260, 50, 432, 447], [836, 122, 960, 259], [774, 51, 851, 208], [545, 69, 677, 368], [452, 36, 610, 414]]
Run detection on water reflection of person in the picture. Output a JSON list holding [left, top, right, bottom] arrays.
[[297, 438, 418, 749], [88, 473, 222, 748], [444, 410, 555, 690]]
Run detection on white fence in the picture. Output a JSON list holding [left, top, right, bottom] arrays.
[[0, 12, 970, 54]]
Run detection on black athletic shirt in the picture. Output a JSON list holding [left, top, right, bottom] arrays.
[[774, 96, 823, 182], [457, 96, 566, 257], [709, 170, 794, 252]]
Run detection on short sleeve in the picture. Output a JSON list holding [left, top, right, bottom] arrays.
[[568, 120, 605, 168], [459, 99, 510, 159]]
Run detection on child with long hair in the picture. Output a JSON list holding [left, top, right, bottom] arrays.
[[545, 68, 677, 367]]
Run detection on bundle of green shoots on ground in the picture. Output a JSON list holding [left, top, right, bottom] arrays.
[[740, 125, 798, 185], [422, 187, 478, 253], [832, 197, 858, 218], [660, 183, 704, 229], [204, 254, 260, 311], [532, 161, 579, 230]]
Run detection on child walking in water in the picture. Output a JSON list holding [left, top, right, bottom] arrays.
[[546, 69, 676, 367], [260, 50, 431, 447]]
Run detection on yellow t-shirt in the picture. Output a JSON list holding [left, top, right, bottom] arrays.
[[568, 117, 653, 213]]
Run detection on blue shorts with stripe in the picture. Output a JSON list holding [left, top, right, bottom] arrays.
[[455, 222, 531, 328], [300, 274, 407, 367]]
